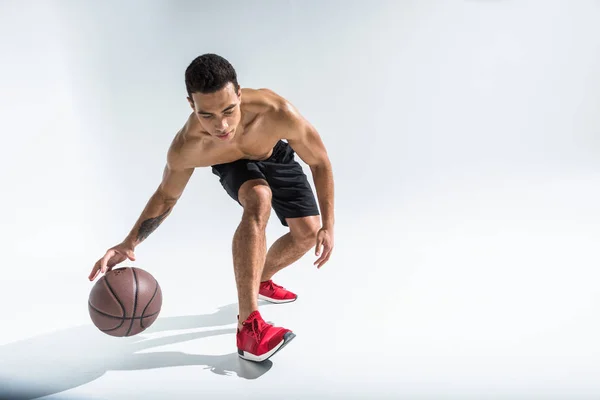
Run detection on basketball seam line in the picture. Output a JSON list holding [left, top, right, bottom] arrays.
[[141, 279, 159, 330], [88, 301, 160, 321], [125, 268, 139, 337], [103, 275, 127, 331]]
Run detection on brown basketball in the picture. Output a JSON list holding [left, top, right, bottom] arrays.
[[88, 266, 162, 337]]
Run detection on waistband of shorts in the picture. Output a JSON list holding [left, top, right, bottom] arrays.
[[264, 140, 287, 161]]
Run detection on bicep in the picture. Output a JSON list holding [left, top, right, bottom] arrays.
[[157, 164, 194, 201], [284, 108, 330, 168]]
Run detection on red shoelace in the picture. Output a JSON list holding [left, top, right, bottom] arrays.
[[263, 280, 284, 291], [243, 316, 272, 341]]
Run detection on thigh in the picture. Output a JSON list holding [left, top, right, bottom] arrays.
[[259, 144, 320, 227], [211, 159, 266, 204]]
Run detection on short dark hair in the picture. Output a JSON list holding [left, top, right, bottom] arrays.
[[185, 53, 239, 97]]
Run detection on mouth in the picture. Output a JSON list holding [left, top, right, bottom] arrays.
[[216, 130, 232, 140]]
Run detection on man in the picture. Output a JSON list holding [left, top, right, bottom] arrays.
[[88, 53, 335, 362]]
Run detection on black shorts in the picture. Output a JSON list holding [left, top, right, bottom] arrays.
[[211, 140, 320, 227]]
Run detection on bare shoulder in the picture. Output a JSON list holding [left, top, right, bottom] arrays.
[[241, 88, 305, 128], [166, 113, 211, 169], [256, 90, 329, 166], [240, 87, 288, 114], [264, 92, 315, 137]]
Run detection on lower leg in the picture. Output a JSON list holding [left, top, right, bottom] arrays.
[[261, 216, 321, 281], [233, 210, 268, 331], [261, 232, 312, 281]]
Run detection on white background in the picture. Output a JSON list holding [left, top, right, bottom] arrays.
[[1, 0, 599, 399]]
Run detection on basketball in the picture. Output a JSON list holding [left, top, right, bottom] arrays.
[[88, 266, 162, 337]]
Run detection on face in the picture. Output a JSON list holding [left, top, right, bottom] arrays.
[[188, 82, 242, 142]]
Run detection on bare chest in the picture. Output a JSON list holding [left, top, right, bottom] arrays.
[[192, 116, 283, 167]]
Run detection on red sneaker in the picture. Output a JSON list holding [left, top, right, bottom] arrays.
[[237, 311, 295, 362], [258, 280, 297, 303]]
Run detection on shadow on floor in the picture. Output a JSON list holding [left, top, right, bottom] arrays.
[[0, 302, 276, 400]]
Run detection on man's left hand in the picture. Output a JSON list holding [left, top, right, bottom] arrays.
[[314, 227, 334, 269]]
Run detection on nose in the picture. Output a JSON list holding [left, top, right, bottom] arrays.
[[214, 118, 228, 132]]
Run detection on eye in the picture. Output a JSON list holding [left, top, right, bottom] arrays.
[[201, 115, 212, 119], [224, 110, 234, 115]]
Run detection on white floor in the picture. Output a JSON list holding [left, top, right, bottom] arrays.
[[2, 1, 600, 398], [1, 168, 599, 400]]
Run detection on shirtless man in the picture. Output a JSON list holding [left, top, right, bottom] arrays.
[[88, 53, 335, 362]]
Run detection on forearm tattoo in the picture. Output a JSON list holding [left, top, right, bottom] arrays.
[[137, 207, 171, 242]]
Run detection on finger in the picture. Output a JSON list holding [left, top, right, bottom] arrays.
[[319, 252, 332, 268], [89, 260, 100, 281], [315, 236, 323, 256], [318, 244, 333, 267], [317, 250, 332, 269], [89, 266, 97, 281], [100, 250, 113, 274], [314, 244, 330, 266]]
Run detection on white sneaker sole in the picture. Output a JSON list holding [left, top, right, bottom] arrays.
[[238, 331, 296, 362], [258, 294, 297, 304]]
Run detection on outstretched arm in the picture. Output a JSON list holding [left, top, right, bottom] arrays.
[[279, 102, 335, 267], [88, 128, 196, 281], [123, 161, 194, 247], [89, 158, 194, 281]]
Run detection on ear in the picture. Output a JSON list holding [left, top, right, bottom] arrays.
[[237, 87, 242, 98], [187, 96, 195, 110]]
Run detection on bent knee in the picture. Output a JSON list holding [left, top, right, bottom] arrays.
[[239, 181, 272, 222], [290, 217, 320, 247]]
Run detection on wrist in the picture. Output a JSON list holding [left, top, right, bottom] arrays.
[[123, 237, 138, 249], [321, 221, 334, 231]]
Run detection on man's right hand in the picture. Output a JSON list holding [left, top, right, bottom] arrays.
[[89, 242, 136, 281], [86, 134, 195, 283]]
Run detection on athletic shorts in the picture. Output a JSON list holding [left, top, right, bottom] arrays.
[[211, 140, 320, 226]]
